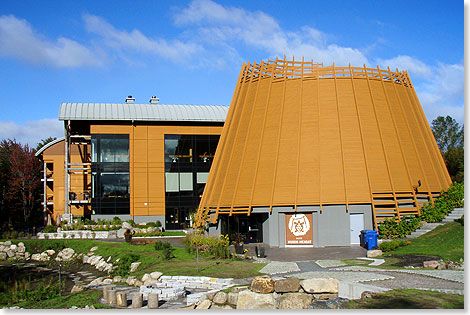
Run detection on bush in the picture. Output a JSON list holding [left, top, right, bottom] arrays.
[[420, 182, 464, 223], [111, 253, 140, 277], [155, 220, 162, 227], [378, 215, 420, 239], [183, 232, 230, 259], [112, 216, 122, 225], [43, 225, 57, 233], [458, 215, 464, 226], [379, 239, 409, 252]]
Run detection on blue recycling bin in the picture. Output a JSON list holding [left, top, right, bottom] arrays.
[[361, 230, 378, 250]]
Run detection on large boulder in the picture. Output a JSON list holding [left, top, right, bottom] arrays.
[[30, 253, 41, 261], [300, 278, 339, 294], [6, 250, 14, 258], [117, 228, 127, 239], [212, 291, 228, 305], [57, 248, 75, 261], [367, 250, 383, 258], [236, 290, 277, 309], [309, 297, 349, 309], [10, 244, 17, 251], [227, 292, 238, 306], [274, 277, 300, 293], [45, 249, 55, 256], [279, 293, 313, 309], [71, 285, 85, 294], [0, 253, 7, 260], [250, 276, 275, 294]]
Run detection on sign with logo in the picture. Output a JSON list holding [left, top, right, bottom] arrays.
[[285, 213, 313, 246]]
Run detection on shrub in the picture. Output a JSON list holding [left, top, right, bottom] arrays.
[[420, 182, 464, 223], [43, 225, 57, 233], [183, 232, 230, 259], [112, 216, 122, 224], [111, 253, 140, 277], [10, 231, 18, 239], [125, 220, 137, 227], [379, 239, 409, 252], [458, 215, 464, 226], [155, 220, 162, 227], [378, 215, 420, 239]]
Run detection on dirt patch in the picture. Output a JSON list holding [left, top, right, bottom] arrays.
[[388, 255, 441, 267]]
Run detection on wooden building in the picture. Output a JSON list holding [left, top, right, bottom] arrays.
[[195, 58, 451, 247]]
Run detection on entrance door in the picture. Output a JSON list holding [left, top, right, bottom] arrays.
[[350, 213, 364, 244]]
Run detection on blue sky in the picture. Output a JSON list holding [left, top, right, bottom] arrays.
[[0, 0, 464, 146]]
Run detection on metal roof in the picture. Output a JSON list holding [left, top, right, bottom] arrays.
[[59, 103, 229, 122], [35, 137, 65, 157]]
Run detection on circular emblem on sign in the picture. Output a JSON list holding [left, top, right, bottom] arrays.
[[288, 214, 310, 237]]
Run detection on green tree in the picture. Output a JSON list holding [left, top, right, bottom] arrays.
[[431, 115, 464, 152], [431, 116, 464, 183]]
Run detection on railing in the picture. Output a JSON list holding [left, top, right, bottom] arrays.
[[240, 58, 412, 87]]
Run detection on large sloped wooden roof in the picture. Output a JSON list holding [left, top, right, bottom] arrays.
[[196, 58, 451, 228]]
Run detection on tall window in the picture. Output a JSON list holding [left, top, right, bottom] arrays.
[[164, 135, 219, 229], [91, 134, 130, 215]]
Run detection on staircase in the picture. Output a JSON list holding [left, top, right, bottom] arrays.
[[405, 208, 464, 239]]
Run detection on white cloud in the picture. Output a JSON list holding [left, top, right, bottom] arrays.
[[83, 14, 201, 63], [173, 0, 369, 66], [377, 55, 433, 78], [0, 15, 103, 67], [0, 119, 63, 147]]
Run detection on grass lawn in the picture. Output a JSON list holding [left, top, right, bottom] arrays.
[[9, 289, 112, 309], [347, 289, 464, 309], [387, 222, 464, 261], [8, 239, 264, 279]]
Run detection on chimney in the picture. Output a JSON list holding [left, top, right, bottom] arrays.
[[149, 96, 159, 104], [125, 95, 135, 104]]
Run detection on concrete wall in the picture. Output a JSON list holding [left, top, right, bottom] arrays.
[[215, 204, 373, 248]]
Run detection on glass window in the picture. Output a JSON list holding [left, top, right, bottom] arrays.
[[100, 137, 129, 162], [100, 173, 129, 198]]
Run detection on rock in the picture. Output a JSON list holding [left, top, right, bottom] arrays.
[[117, 228, 127, 239], [231, 286, 249, 293], [0, 253, 7, 260], [24, 252, 30, 260], [71, 285, 85, 294], [116, 292, 128, 307], [141, 273, 150, 282], [88, 277, 104, 286], [279, 293, 313, 309], [212, 291, 228, 305], [122, 222, 132, 229], [113, 276, 122, 283], [130, 262, 141, 273], [10, 244, 17, 251], [196, 300, 212, 309], [179, 304, 196, 309], [39, 252, 50, 261], [90, 246, 98, 252], [206, 291, 217, 301], [309, 297, 349, 309], [211, 304, 234, 309], [236, 290, 276, 309], [102, 279, 113, 284], [423, 260, 440, 269], [227, 292, 238, 306], [367, 250, 383, 258], [58, 248, 75, 261], [250, 276, 275, 294], [4, 241, 11, 246], [275, 277, 300, 293], [147, 293, 159, 309], [313, 293, 338, 300], [6, 250, 14, 258], [126, 276, 136, 285], [17, 242, 24, 248], [301, 278, 339, 294], [82, 255, 89, 264], [107, 289, 117, 305], [133, 280, 143, 287], [45, 249, 55, 256], [16, 246, 25, 253], [143, 278, 156, 285], [0, 245, 4, 252], [131, 293, 143, 308], [31, 253, 41, 261], [150, 271, 163, 280]]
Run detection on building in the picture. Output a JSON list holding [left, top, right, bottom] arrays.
[[36, 96, 228, 228], [195, 58, 451, 247]]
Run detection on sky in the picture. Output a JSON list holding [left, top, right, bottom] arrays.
[[0, 0, 464, 146]]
